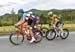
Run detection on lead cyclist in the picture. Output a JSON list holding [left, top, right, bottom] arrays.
[[15, 9, 40, 43]]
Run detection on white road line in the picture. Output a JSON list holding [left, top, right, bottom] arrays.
[[0, 31, 74, 39], [0, 36, 22, 39], [0, 36, 9, 39]]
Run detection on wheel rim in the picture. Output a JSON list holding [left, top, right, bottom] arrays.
[[10, 33, 24, 45], [34, 32, 42, 42], [61, 30, 68, 38], [47, 31, 55, 39]]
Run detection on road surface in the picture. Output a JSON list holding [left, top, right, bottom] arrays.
[[0, 31, 75, 52]]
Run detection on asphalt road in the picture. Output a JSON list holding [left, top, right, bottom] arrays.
[[0, 31, 75, 52]]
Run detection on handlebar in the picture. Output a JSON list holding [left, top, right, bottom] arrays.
[[14, 25, 22, 31]]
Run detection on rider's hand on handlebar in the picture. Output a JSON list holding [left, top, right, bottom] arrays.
[[14, 24, 18, 28], [14, 24, 19, 31]]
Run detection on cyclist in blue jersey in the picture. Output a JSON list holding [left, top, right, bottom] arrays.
[[15, 9, 40, 43]]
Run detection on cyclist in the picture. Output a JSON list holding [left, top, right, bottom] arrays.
[[48, 12, 63, 36], [15, 9, 40, 43]]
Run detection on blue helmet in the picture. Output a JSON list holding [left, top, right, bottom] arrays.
[[18, 9, 24, 13]]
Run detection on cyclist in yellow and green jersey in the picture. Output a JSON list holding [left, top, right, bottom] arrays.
[[48, 11, 61, 30]]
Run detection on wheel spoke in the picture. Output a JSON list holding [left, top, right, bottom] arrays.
[[60, 29, 69, 39], [34, 31, 42, 43], [9, 33, 24, 45], [46, 30, 56, 40]]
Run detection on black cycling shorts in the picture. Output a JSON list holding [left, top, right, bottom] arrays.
[[28, 19, 36, 28]]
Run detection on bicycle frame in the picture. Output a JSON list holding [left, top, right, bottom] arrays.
[[16, 26, 32, 40]]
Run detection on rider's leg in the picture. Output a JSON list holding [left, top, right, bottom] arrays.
[[56, 23, 63, 36], [23, 22, 28, 28], [23, 22, 29, 33], [54, 26, 60, 37], [59, 24, 63, 36], [55, 22, 61, 36], [29, 21, 36, 43], [53, 24, 58, 37], [29, 27, 35, 43]]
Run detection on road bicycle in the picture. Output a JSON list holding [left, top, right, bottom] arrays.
[[46, 23, 69, 40], [9, 25, 42, 45]]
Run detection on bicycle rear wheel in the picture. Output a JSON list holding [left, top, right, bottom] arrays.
[[9, 32, 24, 45], [41, 27, 48, 37], [34, 30, 42, 43], [46, 29, 56, 40]]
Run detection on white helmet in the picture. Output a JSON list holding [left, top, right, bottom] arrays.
[[28, 11, 33, 15], [53, 15, 57, 17], [48, 12, 53, 16]]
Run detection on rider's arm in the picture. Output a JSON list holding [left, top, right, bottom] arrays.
[[50, 19, 55, 25], [15, 13, 27, 26], [15, 18, 25, 26], [36, 17, 40, 24]]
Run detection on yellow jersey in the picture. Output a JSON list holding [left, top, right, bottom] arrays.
[[50, 15, 60, 24]]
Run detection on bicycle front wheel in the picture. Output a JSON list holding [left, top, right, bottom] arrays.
[[60, 29, 69, 39], [9, 32, 24, 45]]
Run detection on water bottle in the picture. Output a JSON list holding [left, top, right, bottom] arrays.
[[25, 30, 30, 35]]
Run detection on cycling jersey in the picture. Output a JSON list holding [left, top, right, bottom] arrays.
[[21, 13, 38, 21], [50, 15, 61, 28], [50, 15, 60, 24], [21, 13, 39, 28], [22, 13, 28, 19], [28, 15, 39, 28]]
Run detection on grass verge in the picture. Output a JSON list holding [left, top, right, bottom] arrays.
[[0, 24, 75, 33]]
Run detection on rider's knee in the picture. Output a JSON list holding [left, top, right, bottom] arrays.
[[30, 27, 33, 29], [23, 22, 28, 28]]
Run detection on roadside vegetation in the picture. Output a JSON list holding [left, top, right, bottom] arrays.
[[0, 9, 75, 32]]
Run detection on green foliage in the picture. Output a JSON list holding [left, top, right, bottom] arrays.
[[0, 13, 20, 26], [0, 9, 75, 26], [28, 9, 75, 24]]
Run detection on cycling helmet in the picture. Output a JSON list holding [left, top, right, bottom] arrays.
[[48, 11, 53, 16], [28, 11, 33, 15], [18, 9, 24, 13]]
